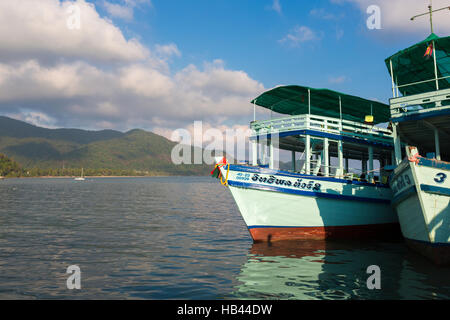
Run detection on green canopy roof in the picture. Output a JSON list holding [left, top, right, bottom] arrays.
[[251, 85, 391, 124], [385, 33, 450, 96]]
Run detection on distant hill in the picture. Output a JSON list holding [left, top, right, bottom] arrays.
[[0, 116, 123, 144], [0, 116, 214, 176]]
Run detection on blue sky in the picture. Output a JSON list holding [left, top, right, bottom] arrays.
[[0, 0, 449, 135], [93, 0, 446, 102]]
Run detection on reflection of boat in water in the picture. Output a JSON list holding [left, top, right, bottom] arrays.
[[386, 31, 450, 265], [231, 240, 450, 300], [213, 86, 399, 242]]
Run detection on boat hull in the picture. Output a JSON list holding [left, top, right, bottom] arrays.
[[218, 164, 399, 242], [390, 158, 450, 265]]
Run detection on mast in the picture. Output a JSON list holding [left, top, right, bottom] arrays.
[[410, 0, 450, 91], [410, 0, 450, 34]]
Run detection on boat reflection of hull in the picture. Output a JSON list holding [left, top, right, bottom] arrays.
[[232, 240, 450, 300], [390, 158, 450, 265], [219, 164, 400, 242]]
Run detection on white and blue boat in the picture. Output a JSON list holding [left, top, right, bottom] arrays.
[[387, 33, 450, 265], [213, 86, 400, 242]]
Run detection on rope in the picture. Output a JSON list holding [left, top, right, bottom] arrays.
[[211, 160, 230, 186], [220, 164, 230, 186]]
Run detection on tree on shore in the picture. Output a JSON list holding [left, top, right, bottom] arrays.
[[0, 154, 23, 177]]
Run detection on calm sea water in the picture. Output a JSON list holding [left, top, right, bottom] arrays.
[[0, 176, 449, 300]]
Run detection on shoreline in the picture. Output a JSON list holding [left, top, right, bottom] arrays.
[[0, 175, 209, 179]]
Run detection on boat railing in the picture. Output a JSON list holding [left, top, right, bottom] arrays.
[[290, 160, 388, 183], [390, 80, 450, 119], [251, 113, 393, 143]]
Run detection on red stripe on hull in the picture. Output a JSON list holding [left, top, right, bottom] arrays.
[[249, 223, 401, 242], [405, 238, 450, 266]]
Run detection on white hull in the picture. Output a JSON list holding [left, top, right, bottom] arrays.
[[390, 158, 450, 264], [218, 163, 398, 242]]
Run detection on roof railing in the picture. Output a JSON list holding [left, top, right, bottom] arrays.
[[389, 86, 450, 118], [394, 75, 450, 90], [250, 113, 393, 144]]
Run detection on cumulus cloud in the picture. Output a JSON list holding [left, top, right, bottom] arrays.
[[155, 44, 182, 60], [103, 1, 134, 21], [103, 0, 152, 21], [334, 0, 450, 35], [0, 0, 149, 63], [5, 111, 58, 129], [0, 0, 265, 135], [279, 26, 322, 47], [0, 58, 264, 129]]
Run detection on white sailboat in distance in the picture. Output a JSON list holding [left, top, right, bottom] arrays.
[[74, 168, 85, 181]]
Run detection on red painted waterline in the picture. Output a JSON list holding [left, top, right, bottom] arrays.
[[249, 223, 401, 242]]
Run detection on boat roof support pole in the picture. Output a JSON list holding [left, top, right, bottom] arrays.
[[269, 134, 278, 170], [324, 137, 329, 177], [253, 100, 256, 122], [362, 154, 367, 177], [392, 124, 402, 165], [395, 77, 399, 97], [291, 150, 296, 172], [422, 120, 447, 160], [389, 59, 397, 98], [432, 40, 440, 91], [368, 146, 374, 182], [339, 96, 343, 130], [252, 140, 258, 166], [337, 140, 344, 178], [308, 89, 311, 115], [305, 135, 311, 175], [269, 139, 274, 169], [261, 138, 267, 165], [434, 128, 441, 160]]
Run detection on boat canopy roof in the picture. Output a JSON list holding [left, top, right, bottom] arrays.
[[385, 33, 450, 96], [251, 85, 390, 124]]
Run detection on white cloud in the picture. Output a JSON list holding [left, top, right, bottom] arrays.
[[155, 44, 182, 60], [0, 0, 149, 63], [279, 26, 321, 46], [6, 111, 58, 129], [271, 0, 282, 14], [119, 63, 175, 98], [103, 1, 134, 21], [103, 0, 152, 21], [335, 0, 450, 35], [0, 60, 115, 102], [328, 75, 347, 84], [0, 0, 265, 133], [0, 58, 264, 127]]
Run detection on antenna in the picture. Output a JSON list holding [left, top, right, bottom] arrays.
[[410, 0, 450, 33]]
